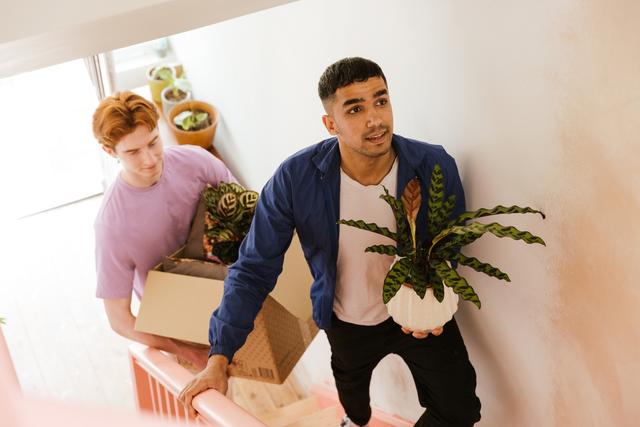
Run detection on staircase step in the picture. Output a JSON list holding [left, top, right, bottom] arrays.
[[283, 405, 338, 427], [257, 396, 321, 427]]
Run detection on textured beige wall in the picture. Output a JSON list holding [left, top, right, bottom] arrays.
[[456, 1, 640, 425], [548, 2, 640, 424], [169, 0, 640, 424]]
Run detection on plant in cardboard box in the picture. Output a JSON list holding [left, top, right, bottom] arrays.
[[338, 164, 546, 331], [202, 182, 259, 265]]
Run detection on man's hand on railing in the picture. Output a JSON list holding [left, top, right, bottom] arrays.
[[178, 354, 230, 418]]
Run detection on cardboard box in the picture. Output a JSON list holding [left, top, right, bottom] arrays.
[[135, 235, 318, 384]]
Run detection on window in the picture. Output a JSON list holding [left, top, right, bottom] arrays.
[[0, 59, 104, 220], [109, 37, 178, 92]]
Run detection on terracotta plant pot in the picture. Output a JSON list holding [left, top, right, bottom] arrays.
[[167, 100, 219, 149]]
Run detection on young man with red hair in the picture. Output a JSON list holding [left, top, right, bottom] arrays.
[[92, 91, 235, 367]]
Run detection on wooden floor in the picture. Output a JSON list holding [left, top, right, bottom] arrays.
[[0, 196, 137, 410]]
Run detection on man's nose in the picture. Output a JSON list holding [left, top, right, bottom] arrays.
[[141, 149, 154, 165], [366, 110, 383, 127]]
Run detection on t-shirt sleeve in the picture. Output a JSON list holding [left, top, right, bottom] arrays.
[[94, 222, 135, 299], [195, 147, 238, 185]]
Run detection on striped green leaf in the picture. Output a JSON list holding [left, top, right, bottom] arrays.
[[427, 267, 445, 302], [338, 219, 397, 241], [443, 222, 546, 246], [435, 231, 483, 253], [427, 165, 445, 237], [409, 263, 428, 299], [448, 205, 546, 228], [437, 194, 457, 230], [365, 245, 398, 256], [445, 252, 511, 282], [379, 186, 411, 252], [383, 258, 411, 303], [432, 260, 481, 309]]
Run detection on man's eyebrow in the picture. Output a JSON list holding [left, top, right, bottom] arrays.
[[343, 97, 364, 107], [373, 89, 388, 98], [342, 89, 388, 108], [124, 135, 158, 153]]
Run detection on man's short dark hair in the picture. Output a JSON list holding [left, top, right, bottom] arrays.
[[318, 57, 387, 102]]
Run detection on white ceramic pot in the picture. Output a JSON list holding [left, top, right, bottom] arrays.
[[386, 281, 459, 331], [161, 86, 192, 117]]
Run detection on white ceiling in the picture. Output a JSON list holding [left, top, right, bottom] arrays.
[[0, 0, 298, 78]]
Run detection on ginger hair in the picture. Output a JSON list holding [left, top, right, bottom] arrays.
[[92, 91, 159, 148]]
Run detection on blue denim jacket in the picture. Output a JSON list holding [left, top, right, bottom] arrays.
[[209, 134, 466, 360]]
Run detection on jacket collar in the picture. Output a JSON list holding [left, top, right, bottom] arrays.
[[311, 134, 424, 194]]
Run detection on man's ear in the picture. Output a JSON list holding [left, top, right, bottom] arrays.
[[322, 115, 338, 136], [101, 144, 117, 159]]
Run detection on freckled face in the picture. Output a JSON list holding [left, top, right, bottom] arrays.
[[105, 126, 164, 187]]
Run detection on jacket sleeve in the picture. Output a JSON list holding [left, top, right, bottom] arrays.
[[208, 164, 295, 361]]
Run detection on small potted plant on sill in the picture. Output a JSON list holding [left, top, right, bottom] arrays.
[[338, 165, 546, 331], [147, 65, 176, 103], [160, 79, 192, 117], [167, 100, 219, 149]]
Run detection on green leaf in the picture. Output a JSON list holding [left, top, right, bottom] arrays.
[[407, 262, 428, 299], [427, 268, 445, 302], [0, 317, 5, 325], [444, 222, 546, 246], [153, 66, 174, 81], [338, 219, 397, 241], [448, 205, 546, 228], [364, 245, 398, 256], [383, 258, 411, 303], [438, 194, 457, 229], [427, 164, 445, 237], [379, 186, 411, 251], [435, 232, 483, 253], [445, 252, 511, 282], [432, 260, 481, 309]]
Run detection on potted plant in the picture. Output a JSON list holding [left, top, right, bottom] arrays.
[[201, 182, 259, 265], [147, 65, 176, 103], [167, 100, 219, 149], [338, 164, 546, 331], [160, 79, 192, 117]]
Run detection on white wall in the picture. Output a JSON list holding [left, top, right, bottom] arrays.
[[170, 0, 640, 425]]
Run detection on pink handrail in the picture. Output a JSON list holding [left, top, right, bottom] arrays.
[[129, 343, 265, 427]]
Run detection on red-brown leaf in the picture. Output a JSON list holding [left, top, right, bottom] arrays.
[[401, 178, 422, 223]]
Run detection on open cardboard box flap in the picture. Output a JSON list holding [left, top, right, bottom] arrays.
[[135, 234, 318, 383]]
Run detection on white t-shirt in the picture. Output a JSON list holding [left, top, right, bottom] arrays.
[[333, 159, 398, 325]]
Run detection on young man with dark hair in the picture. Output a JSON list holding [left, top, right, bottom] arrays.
[[179, 58, 481, 426], [92, 91, 236, 369]]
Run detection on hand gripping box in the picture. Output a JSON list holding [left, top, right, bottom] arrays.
[[135, 235, 318, 384]]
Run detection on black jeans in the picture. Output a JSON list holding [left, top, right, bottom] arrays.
[[325, 314, 481, 427]]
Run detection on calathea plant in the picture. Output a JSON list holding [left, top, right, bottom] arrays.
[[202, 182, 259, 265], [338, 164, 546, 313]]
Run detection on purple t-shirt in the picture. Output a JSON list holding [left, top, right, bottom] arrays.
[[94, 145, 236, 300]]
